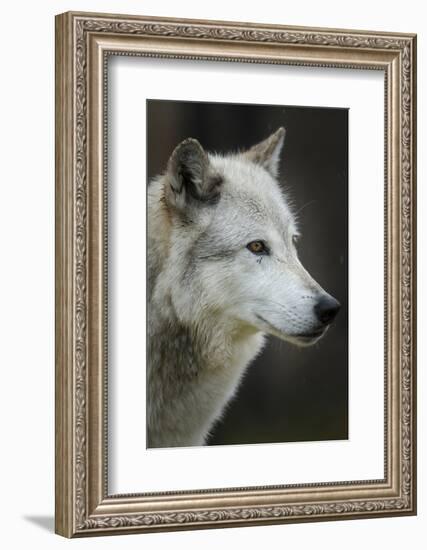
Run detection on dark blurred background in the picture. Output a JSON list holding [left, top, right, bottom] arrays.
[[147, 99, 348, 445]]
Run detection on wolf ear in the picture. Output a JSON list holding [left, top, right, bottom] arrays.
[[165, 138, 222, 212], [243, 127, 286, 177]]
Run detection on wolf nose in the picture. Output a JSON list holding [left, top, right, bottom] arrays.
[[314, 295, 341, 325]]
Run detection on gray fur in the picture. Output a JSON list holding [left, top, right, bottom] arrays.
[[147, 128, 338, 448]]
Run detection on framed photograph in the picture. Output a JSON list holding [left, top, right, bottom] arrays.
[[55, 11, 417, 537]]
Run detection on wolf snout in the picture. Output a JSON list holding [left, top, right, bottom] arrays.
[[314, 295, 341, 325]]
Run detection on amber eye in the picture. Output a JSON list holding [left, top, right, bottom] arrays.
[[247, 240, 268, 255]]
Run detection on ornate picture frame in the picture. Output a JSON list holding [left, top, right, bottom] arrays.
[[55, 11, 417, 537]]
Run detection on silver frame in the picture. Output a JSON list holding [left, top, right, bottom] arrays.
[[55, 11, 417, 537]]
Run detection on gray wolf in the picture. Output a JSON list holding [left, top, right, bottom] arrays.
[[147, 128, 340, 448]]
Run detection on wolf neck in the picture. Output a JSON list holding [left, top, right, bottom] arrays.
[[147, 302, 265, 448], [147, 182, 265, 448]]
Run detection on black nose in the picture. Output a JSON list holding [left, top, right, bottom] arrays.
[[314, 295, 341, 325]]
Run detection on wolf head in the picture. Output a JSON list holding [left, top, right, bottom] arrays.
[[158, 128, 340, 346]]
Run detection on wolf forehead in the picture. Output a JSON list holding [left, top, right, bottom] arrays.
[[208, 153, 295, 229]]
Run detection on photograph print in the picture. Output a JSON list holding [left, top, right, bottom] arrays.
[[147, 99, 348, 449]]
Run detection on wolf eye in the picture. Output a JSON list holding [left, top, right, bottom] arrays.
[[292, 235, 300, 246], [247, 240, 268, 255]]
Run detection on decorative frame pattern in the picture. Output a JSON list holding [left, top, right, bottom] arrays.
[[55, 11, 417, 537]]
